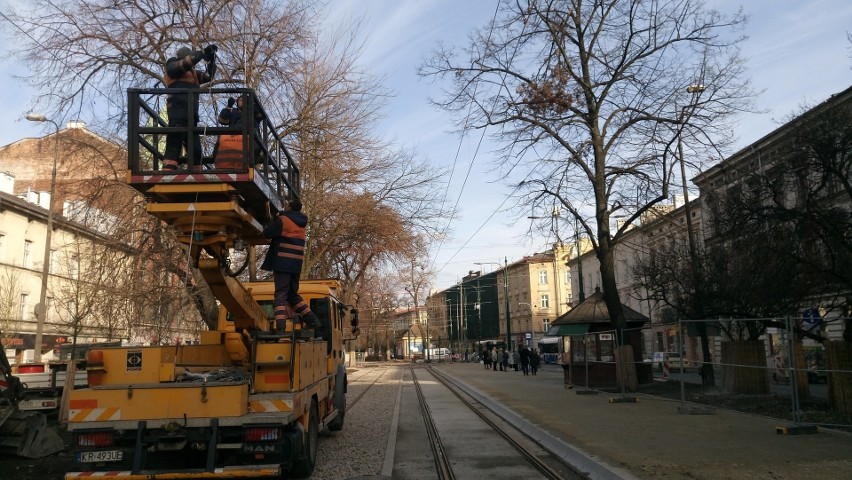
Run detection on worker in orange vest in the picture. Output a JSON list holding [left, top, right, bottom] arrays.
[[262, 199, 322, 333], [161, 44, 217, 171]]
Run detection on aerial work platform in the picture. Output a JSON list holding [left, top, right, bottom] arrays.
[[126, 87, 299, 259]]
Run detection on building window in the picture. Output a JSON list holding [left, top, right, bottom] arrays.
[[46, 297, 54, 322], [20, 293, 29, 321], [540, 294, 550, 309], [70, 253, 79, 279], [565, 270, 571, 284], [0, 233, 5, 260], [49, 249, 57, 274], [542, 318, 550, 332], [538, 270, 548, 284], [23, 240, 33, 268]]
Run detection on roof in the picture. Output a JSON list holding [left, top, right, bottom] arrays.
[[545, 324, 589, 336], [553, 287, 649, 325], [395, 322, 426, 340]]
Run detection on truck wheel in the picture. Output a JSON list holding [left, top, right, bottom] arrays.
[[328, 366, 346, 431], [290, 399, 318, 478]]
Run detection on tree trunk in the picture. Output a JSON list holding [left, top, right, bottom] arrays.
[[826, 340, 852, 414], [791, 340, 811, 401], [721, 340, 769, 394], [698, 323, 716, 386], [615, 345, 638, 392]]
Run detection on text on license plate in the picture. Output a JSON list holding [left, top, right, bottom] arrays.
[[78, 450, 123, 462]]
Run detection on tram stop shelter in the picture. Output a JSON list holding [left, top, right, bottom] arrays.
[[546, 287, 652, 390]]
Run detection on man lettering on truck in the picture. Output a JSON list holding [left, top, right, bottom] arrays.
[[262, 199, 322, 333]]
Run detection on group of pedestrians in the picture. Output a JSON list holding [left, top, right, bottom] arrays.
[[480, 345, 540, 375]]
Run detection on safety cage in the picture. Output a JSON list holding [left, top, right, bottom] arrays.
[[126, 87, 300, 203]]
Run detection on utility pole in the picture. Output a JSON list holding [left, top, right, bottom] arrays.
[[456, 296, 465, 360], [552, 206, 562, 316], [475, 277, 481, 351], [447, 299, 453, 354], [26, 114, 60, 363], [678, 83, 714, 386], [504, 257, 512, 351], [575, 218, 585, 303], [459, 282, 464, 356]]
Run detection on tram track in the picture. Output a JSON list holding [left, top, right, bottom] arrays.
[[409, 365, 575, 480], [410, 367, 455, 480], [346, 365, 390, 410]]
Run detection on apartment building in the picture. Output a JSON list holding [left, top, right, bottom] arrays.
[[562, 85, 852, 365], [429, 245, 574, 353], [0, 125, 202, 361]]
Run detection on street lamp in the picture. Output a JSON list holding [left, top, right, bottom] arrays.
[[677, 84, 715, 385], [475, 259, 512, 351], [26, 113, 60, 364], [677, 83, 706, 261]]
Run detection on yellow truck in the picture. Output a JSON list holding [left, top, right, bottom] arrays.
[[62, 88, 357, 479]]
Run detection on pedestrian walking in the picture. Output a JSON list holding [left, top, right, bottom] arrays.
[[491, 347, 499, 372], [530, 348, 540, 375], [512, 349, 520, 371], [501, 349, 509, 371], [519, 346, 530, 376], [507, 349, 515, 371], [482, 349, 491, 369]]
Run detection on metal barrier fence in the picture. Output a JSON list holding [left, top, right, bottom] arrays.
[[560, 317, 851, 431]]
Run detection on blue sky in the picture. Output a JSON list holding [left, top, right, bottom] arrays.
[[3, 0, 852, 291], [324, 0, 852, 289]]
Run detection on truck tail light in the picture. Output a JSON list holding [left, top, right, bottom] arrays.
[[76, 430, 114, 447], [243, 426, 282, 442]]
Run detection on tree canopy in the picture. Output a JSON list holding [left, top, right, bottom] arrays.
[[421, 0, 753, 334], [3, 0, 448, 322]]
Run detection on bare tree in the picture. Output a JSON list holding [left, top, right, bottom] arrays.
[[282, 29, 450, 299], [421, 0, 753, 343], [4, 0, 314, 137], [3, 0, 315, 326], [399, 239, 434, 356], [48, 233, 125, 353], [6, 0, 451, 317], [0, 267, 23, 344], [356, 271, 401, 358]]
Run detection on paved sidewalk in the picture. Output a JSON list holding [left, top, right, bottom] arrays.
[[435, 362, 852, 480]]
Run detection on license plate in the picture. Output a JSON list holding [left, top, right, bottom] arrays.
[[78, 450, 123, 463], [18, 398, 58, 410]]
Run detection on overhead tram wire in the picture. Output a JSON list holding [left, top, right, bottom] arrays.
[[428, 0, 502, 272], [429, 1, 535, 281]]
